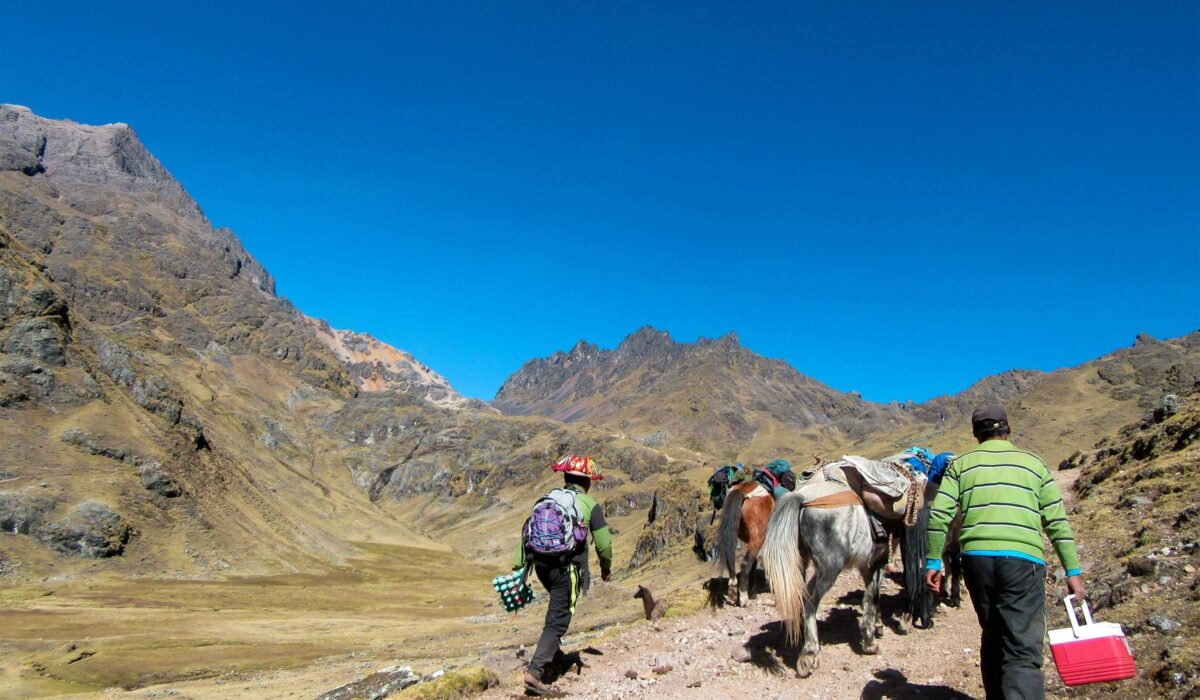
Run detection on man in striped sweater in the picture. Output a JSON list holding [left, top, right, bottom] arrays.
[[926, 404, 1087, 700]]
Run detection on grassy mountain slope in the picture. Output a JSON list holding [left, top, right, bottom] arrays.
[[1050, 387, 1200, 698], [0, 105, 679, 584]]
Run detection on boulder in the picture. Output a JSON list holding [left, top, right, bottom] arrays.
[[1147, 615, 1180, 633], [0, 490, 57, 534], [37, 501, 130, 557], [4, 318, 66, 366], [138, 462, 182, 497]]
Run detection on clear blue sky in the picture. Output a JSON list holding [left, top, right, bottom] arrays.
[[2, 2, 1197, 402]]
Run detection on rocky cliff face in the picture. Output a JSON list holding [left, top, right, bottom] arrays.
[[305, 317, 482, 410]]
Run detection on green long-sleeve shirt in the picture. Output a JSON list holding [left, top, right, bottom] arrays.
[[927, 439, 1081, 576], [514, 484, 612, 572]]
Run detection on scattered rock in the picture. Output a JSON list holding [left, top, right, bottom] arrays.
[[623, 669, 638, 680], [1118, 495, 1153, 509], [315, 665, 421, 700], [138, 462, 182, 497], [686, 679, 702, 688], [60, 427, 128, 461], [1147, 615, 1180, 633], [1126, 557, 1157, 577], [731, 645, 752, 663], [652, 664, 672, 675]]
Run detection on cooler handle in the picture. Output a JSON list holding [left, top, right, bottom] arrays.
[[1063, 594, 1095, 638]]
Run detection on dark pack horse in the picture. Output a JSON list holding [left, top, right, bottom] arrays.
[[898, 452, 962, 629], [713, 481, 775, 607], [760, 459, 935, 677]]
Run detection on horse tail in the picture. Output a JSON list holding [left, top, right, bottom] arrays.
[[902, 505, 932, 625], [761, 492, 808, 647], [715, 487, 745, 579]]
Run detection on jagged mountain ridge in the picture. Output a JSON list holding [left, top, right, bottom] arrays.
[[494, 326, 907, 446], [494, 324, 1200, 463], [495, 325, 928, 455]]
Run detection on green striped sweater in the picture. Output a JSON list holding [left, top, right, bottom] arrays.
[[927, 439, 1081, 574]]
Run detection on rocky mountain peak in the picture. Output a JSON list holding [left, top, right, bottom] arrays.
[[305, 317, 472, 410], [1, 104, 203, 221], [698, 331, 741, 351], [568, 339, 599, 359], [616, 326, 676, 357]]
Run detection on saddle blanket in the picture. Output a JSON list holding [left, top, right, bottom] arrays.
[[841, 455, 915, 499], [744, 483, 771, 500]]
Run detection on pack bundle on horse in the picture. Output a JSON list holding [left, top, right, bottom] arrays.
[[709, 462, 795, 606], [760, 454, 930, 677]]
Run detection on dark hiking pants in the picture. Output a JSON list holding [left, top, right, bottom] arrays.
[[962, 555, 1047, 700], [527, 562, 581, 681]]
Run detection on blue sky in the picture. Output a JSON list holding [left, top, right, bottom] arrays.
[[2, 2, 1197, 401]]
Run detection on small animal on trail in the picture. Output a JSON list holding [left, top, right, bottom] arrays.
[[633, 585, 668, 620], [714, 480, 775, 606]]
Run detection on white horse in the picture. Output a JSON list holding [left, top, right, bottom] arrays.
[[759, 479, 891, 678]]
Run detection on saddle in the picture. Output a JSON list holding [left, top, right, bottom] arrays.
[[792, 480, 892, 542], [798, 455, 928, 527]]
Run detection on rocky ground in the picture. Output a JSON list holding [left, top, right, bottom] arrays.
[[481, 571, 985, 700]]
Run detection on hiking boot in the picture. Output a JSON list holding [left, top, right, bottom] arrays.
[[523, 672, 566, 697]]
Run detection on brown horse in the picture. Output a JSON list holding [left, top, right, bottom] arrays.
[[714, 481, 774, 606]]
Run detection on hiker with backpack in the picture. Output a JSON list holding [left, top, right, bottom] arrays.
[[515, 454, 612, 697]]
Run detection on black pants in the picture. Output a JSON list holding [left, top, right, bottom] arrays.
[[527, 562, 581, 681], [962, 555, 1047, 700]]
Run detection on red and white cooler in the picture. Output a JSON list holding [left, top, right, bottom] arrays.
[[1049, 595, 1137, 687]]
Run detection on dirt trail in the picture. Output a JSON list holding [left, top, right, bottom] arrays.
[[476, 467, 1092, 699], [483, 570, 985, 699]]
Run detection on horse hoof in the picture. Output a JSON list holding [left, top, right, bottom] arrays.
[[862, 641, 880, 655], [796, 653, 818, 677], [874, 626, 885, 639]]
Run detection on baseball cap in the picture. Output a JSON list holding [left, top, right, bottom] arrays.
[[971, 403, 1009, 432]]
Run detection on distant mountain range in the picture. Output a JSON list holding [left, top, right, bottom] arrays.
[[494, 325, 1200, 461]]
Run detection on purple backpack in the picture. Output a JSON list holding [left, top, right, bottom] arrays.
[[524, 488, 588, 557]]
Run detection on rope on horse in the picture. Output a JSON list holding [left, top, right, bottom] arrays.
[[802, 490, 864, 509], [886, 460, 925, 528]]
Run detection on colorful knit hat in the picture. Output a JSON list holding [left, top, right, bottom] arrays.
[[551, 454, 603, 481]]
